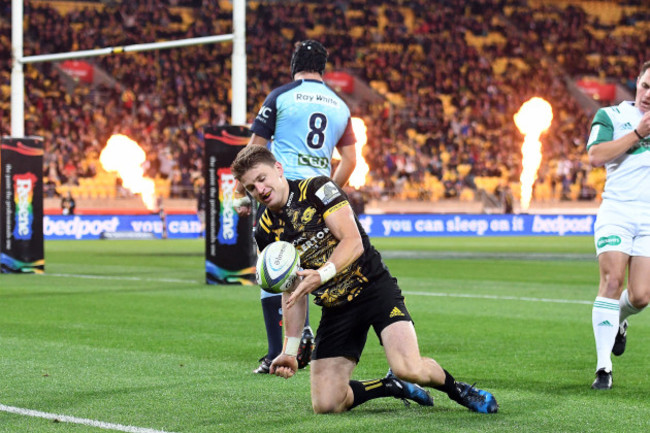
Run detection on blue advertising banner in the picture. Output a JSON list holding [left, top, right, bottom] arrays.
[[44, 214, 202, 240], [357, 214, 596, 237], [42, 213, 596, 240]]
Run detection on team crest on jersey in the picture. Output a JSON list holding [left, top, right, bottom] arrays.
[[301, 207, 316, 224], [315, 181, 341, 205]]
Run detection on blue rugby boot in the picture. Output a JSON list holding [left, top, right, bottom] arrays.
[[455, 382, 498, 413], [384, 369, 434, 407]]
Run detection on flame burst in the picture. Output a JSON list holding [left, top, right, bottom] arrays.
[[100, 134, 156, 210], [514, 97, 553, 211], [333, 117, 369, 189]]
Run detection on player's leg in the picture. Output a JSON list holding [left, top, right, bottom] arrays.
[[309, 291, 431, 412], [381, 321, 497, 413], [616, 256, 650, 355], [254, 290, 283, 374], [310, 354, 433, 413], [591, 205, 636, 388], [310, 357, 356, 413], [297, 297, 314, 369], [591, 251, 628, 388], [373, 277, 496, 413], [627, 256, 650, 310], [381, 320, 445, 385]]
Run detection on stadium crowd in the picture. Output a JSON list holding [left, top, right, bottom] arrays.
[[0, 0, 648, 207]]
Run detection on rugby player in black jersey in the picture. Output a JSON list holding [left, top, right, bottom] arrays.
[[231, 145, 498, 414]]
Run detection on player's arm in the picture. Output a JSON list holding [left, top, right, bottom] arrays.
[[331, 143, 356, 187], [331, 118, 358, 187], [269, 287, 306, 379], [588, 110, 650, 166], [285, 202, 363, 309]]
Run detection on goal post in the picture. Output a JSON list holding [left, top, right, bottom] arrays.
[[10, 0, 247, 136], [4, 0, 249, 278]]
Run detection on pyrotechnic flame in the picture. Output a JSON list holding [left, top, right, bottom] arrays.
[[99, 134, 156, 211], [514, 97, 553, 211], [333, 117, 369, 189]]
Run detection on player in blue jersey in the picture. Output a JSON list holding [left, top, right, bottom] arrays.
[[233, 40, 357, 374], [587, 60, 650, 390]]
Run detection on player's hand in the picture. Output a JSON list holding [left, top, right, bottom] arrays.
[[232, 195, 252, 216], [285, 269, 321, 309], [637, 111, 650, 137], [270, 354, 298, 379]]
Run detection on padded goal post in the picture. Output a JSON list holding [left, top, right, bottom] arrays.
[[5, 0, 247, 280], [203, 126, 256, 285], [1, 137, 45, 273]]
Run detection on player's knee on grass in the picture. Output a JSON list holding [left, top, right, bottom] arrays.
[[311, 388, 350, 414]]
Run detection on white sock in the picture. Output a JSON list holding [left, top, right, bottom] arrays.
[[619, 289, 643, 323], [592, 297, 620, 372]]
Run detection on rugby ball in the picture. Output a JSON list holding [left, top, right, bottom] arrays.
[[256, 241, 300, 294]]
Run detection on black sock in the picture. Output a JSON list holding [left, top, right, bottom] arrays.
[[261, 295, 283, 358], [348, 379, 392, 409], [433, 369, 461, 401]]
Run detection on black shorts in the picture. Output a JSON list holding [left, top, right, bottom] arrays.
[[311, 274, 413, 363]]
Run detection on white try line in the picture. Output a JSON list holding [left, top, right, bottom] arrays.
[[0, 404, 180, 433]]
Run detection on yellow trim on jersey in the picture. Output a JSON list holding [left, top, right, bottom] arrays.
[[258, 211, 273, 234], [298, 178, 314, 201], [323, 200, 349, 219]]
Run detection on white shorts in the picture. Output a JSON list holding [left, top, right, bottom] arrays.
[[594, 199, 650, 257]]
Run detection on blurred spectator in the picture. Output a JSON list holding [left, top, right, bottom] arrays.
[[60, 191, 76, 215], [1, 0, 646, 205]]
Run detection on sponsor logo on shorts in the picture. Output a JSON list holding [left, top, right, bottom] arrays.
[[597, 235, 622, 248], [389, 306, 405, 318]]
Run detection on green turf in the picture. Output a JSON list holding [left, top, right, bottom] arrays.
[[1, 237, 647, 432]]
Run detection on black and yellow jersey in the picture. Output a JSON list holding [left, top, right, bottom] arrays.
[[255, 176, 389, 308]]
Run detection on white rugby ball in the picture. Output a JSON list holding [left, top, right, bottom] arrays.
[[256, 241, 300, 294]]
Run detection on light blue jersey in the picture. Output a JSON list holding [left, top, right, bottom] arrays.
[[250, 79, 356, 180]]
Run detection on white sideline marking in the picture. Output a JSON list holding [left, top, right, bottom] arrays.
[[404, 291, 592, 305], [45, 273, 591, 305], [46, 273, 202, 284], [0, 404, 179, 433]]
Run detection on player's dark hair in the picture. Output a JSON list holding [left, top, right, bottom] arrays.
[[231, 146, 277, 180], [640, 60, 650, 78], [290, 40, 328, 79]]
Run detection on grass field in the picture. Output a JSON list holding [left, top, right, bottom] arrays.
[[1, 236, 648, 432]]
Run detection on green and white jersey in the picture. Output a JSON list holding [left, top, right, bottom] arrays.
[[587, 101, 650, 202]]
